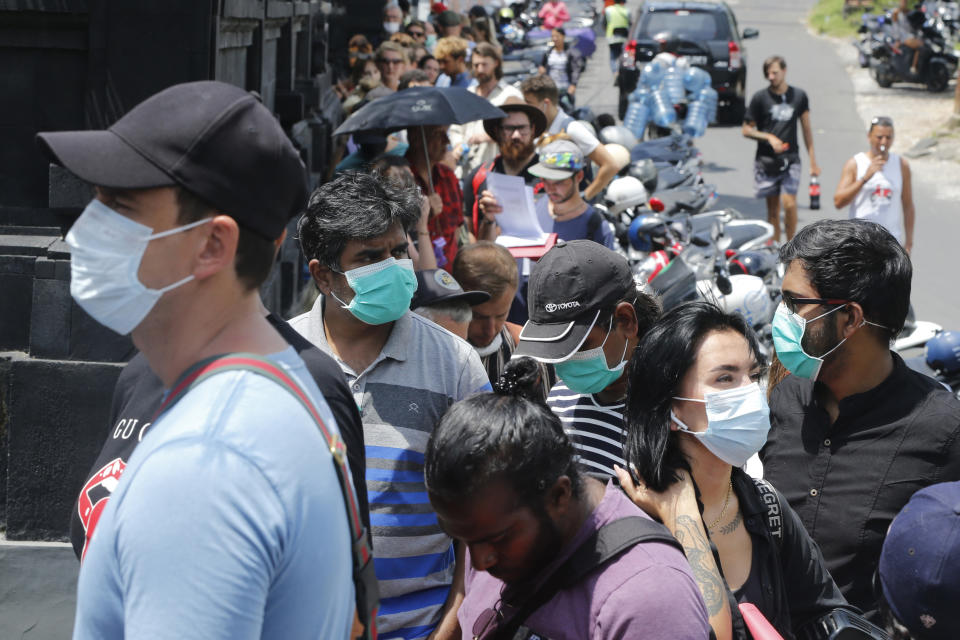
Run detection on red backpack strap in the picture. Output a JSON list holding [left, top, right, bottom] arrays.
[[157, 353, 379, 638], [471, 160, 495, 235]]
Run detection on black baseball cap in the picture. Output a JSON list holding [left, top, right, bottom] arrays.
[[411, 269, 491, 309], [36, 81, 307, 240], [514, 240, 634, 363]]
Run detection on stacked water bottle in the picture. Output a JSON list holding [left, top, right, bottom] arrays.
[[623, 53, 718, 139]]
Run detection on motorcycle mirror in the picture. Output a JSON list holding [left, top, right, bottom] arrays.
[[716, 274, 733, 296], [648, 197, 665, 213]]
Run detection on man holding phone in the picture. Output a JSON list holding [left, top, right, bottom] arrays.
[[833, 116, 915, 254]]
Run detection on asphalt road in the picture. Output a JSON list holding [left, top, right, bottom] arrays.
[[578, 0, 960, 335]]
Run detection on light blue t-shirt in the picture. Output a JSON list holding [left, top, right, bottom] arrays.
[[73, 347, 355, 640]]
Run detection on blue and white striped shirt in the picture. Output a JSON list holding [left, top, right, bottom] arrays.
[[291, 299, 491, 639], [547, 381, 627, 479]]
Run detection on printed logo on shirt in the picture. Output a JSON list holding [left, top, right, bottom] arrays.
[[770, 103, 795, 122], [545, 301, 580, 312], [870, 185, 893, 206], [78, 457, 126, 561]]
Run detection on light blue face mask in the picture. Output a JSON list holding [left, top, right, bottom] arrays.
[[672, 382, 771, 467], [554, 319, 629, 395], [331, 257, 418, 325], [425, 34, 437, 49]]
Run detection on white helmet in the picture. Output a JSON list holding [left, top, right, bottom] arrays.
[[599, 125, 638, 150], [604, 143, 631, 173], [604, 176, 649, 215], [715, 275, 773, 328]]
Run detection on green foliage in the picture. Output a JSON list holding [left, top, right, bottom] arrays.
[[809, 0, 896, 38]]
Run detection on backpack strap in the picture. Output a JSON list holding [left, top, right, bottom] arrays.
[[472, 159, 496, 236], [751, 477, 783, 553], [492, 516, 683, 640], [157, 353, 380, 639]]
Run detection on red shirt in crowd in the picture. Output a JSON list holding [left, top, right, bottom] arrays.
[[415, 162, 463, 267]]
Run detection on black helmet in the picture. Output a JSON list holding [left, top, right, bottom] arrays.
[[627, 158, 659, 194]]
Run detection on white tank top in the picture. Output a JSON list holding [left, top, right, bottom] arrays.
[[849, 152, 904, 244]]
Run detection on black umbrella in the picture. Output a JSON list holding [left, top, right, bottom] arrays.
[[334, 87, 507, 192], [334, 86, 507, 136]]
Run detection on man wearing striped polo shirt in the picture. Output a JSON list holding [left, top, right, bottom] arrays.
[[513, 240, 660, 478], [292, 172, 491, 639]]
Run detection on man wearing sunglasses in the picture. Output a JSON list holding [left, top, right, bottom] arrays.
[[760, 218, 960, 623], [833, 116, 915, 255]]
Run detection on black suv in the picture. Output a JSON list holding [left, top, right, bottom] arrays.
[[615, 0, 758, 122]]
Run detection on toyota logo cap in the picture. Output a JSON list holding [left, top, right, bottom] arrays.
[[36, 81, 308, 240], [514, 240, 634, 363]]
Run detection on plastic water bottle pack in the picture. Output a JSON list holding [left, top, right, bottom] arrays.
[[625, 57, 716, 138]]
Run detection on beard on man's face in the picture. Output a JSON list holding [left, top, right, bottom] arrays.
[[500, 137, 535, 164], [802, 312, 844, 361]]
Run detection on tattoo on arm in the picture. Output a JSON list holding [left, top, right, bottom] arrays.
[[674, 515, 727, 616]]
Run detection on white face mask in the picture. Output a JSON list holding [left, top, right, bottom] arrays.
[[671, 382, 771, 467], [383, 21, 401, 34], [66, 198, 212, 335]]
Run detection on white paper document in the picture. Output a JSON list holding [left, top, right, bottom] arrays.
[[486, 172, 549, 247]]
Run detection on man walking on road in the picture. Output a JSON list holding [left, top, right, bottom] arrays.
[[604, 0, 630, 73], [742, 55, 820, 242], [834, 116, 915, 254]]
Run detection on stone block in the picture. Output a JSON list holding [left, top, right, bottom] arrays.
[[6, 357, 122, 540]]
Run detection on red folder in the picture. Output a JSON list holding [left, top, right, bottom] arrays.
[[505, 233, 558, 260], [738, 603, 784, 640]]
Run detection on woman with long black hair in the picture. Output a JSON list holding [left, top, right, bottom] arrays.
[[616, 301, 857, 640]]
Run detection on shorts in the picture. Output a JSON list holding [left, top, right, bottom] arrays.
[[754, 158, 801, 198]]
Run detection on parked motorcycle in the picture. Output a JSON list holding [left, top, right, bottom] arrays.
[[904, 330, 960, 399], [868, 12, 958, 91]]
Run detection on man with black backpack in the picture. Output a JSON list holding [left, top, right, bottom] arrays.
[[424, 377, 710, 640]]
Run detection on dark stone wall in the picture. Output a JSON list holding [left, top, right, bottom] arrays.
[[4, 356, 122, 541], [0, 0, 348, 541]]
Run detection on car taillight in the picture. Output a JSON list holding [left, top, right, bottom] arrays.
[[728, 41, 742, 70], [622, 39, 637, 69]]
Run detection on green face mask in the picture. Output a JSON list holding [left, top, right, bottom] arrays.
[[332, 258, 418, 325], [554, 320, 629, 395]]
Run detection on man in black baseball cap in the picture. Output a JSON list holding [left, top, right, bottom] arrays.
[[411, 268, 490, 339], [514, 240, 661, 478], [38, 81, 363, 639]]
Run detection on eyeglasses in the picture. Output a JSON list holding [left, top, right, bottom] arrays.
[[408, 30, 425, 37], [502, 124, 531, 135], [781, 291, 850, 314], [380, 58, 405, 66]]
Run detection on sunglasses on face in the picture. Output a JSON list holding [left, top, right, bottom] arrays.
[[408, 30, 425, 37], [381, 58, 404, 66], [781, 291, 850, 315]]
